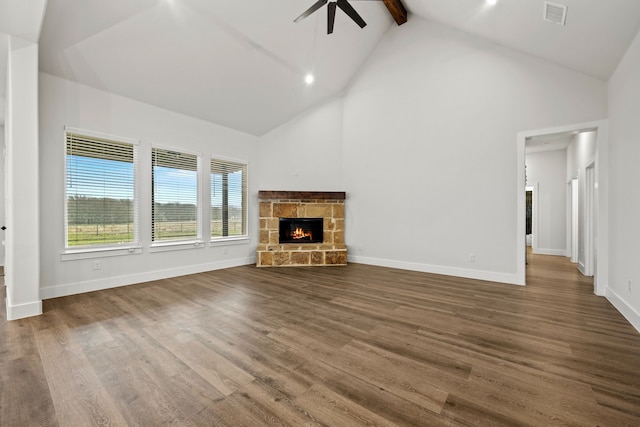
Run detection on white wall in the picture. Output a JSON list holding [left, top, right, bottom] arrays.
[[565, 131, 597, 273], [39, 73, 259, 299], [340, 18, 607, 283], [259, 97, 344, 191], [566, 131, 597, 182], [259, 18, 608, 284], [5, 37, 41, 319], [607, 27, 640, 331], [525, 149, 567, 256]]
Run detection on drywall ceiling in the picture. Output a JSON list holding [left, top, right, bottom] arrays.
[[526, 132, 574, 154], [2, 0, 640, 134], [37, 0, 394, 135], [403, 0, 640, 81]]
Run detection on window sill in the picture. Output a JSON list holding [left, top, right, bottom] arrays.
[[61, 246, 143, 261], [209, 236, 250, 247], [149, 240, 204, 253]]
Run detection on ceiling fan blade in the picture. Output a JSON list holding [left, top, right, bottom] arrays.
[[294, 0, 329, 23], [328, 2, 337, 34], [336, 0, 367, 28]]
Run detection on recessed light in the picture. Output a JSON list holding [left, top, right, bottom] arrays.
[[304, 74, 315, 85], [487, 0, 497, 5]]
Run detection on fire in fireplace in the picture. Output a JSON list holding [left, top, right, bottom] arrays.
[[279, 218, 323, 244]]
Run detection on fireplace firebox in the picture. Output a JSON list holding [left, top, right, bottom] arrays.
[[279, 218, 323, 244]]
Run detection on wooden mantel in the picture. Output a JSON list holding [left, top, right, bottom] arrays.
[[258, 191, 345, 200]]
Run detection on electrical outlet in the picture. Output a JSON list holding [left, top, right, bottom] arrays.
[[93, 260, 101, 270], [629, 280, 632, 293], [223, 247, 228, 255], [469, 253, 475, 262]]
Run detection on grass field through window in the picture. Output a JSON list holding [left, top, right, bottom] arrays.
[[67, 221, 244, 246]]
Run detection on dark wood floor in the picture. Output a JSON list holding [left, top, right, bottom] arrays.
[[2, 252, 640, 426]]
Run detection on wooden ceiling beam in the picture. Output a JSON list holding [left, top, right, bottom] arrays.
[[382, 0, 408, 26]]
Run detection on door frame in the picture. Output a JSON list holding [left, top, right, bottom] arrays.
[[516, 120, 608, 295], [584, 162, 596, 277], [570, 177, 579, 264]]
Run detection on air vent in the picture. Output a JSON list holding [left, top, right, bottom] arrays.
[[544, 2, 567, 25]]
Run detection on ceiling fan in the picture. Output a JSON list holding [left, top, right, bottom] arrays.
[[294, 0, 368, 34]]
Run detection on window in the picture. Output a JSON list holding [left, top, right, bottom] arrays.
[[65, 130, 138, 248], [211, 158, 247, 239], [152, 147, 200, 243]]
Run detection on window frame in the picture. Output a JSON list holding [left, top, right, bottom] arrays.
[[63, 127, 141, 258], [150, 145, 203, 247], [210, 156, 249, 243]]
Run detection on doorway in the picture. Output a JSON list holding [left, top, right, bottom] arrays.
[[0, 125, 5, 274], [525, 186, 534, 247], [517, 120, 608, 295]]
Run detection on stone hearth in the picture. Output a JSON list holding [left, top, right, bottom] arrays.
[[257, 191, 347, 267]]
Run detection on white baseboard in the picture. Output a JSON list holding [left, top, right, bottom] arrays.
[[40, 256, 256, 300], [348, 255, 522, 286], [533, 248, 567, 256], [606, 288, 640, 333], [578, 261, 586, 275], [6, 296, 42, 320]]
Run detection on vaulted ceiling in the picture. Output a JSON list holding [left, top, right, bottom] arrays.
[[2, 0, 640, 134]]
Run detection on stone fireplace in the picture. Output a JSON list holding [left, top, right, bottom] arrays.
[[257, 191, 347, 267]]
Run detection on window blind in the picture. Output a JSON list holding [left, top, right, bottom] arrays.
[[66, 132, 138, 247], [211, 158, 247, 238], [152, 147, 199, 242]]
